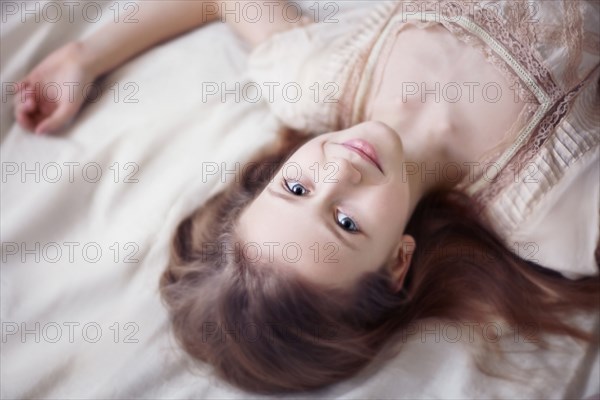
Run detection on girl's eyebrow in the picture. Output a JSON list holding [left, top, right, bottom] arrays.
[[266, 186, 359, 251]]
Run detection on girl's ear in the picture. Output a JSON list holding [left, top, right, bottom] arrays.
[[388, 235, 416, 292]]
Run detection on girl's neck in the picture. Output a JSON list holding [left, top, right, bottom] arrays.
[[362, 23, 526, 206], [401, 124, 461, 218]]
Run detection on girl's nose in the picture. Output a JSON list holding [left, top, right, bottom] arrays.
[[329, 156, 361, 186]]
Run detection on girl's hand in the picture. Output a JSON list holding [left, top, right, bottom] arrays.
[[13, 41, 98, 135]]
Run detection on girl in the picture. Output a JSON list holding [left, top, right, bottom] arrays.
[[14, 0, 600, 394]]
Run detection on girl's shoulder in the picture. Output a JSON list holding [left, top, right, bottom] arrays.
[[246, 2, 395, 134]]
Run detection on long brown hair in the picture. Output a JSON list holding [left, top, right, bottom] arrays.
[[160, 127, 599, 394]]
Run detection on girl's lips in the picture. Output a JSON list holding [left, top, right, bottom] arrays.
[[341, 139, 383, 174]]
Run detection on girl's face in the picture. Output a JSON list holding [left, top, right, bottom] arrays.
[[238, 121, 416, 289]]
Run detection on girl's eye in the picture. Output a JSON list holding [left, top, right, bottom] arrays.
[[336, 211, 359, 233], [282, 178, 360, 234], [284, 179, 308, 196]]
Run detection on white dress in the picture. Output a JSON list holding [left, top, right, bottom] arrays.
[[247, 0, 600, 279]]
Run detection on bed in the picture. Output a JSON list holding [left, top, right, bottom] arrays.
[[1, 1, 599, 398]]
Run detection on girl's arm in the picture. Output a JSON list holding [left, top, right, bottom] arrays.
[[81, 0, 303, 77], [15, 0, 304, 134], [80, 1, 218, 79]]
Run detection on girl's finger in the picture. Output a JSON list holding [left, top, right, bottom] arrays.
[[13, 82, 37, 113], [35, 103, 73, 135], [14, 95, 37, 121], [16, 110, 36, 132], [23, 97, 36, 112]]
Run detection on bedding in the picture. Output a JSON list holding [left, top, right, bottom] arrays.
[[1, 1, 599, 398]]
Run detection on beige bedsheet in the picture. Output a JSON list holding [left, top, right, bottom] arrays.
[[1, 1, 598, 398]]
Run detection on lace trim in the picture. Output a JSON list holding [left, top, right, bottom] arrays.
[[434, 1, 568, 196], [467, 1, 599, 208], [338, 0, 593, 213], [440, 1, 562, 102], [563, 0, 584, 89], [456, 102, 539, 190], [368, 5, 556, 194], [471, 79, 590, 208]]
